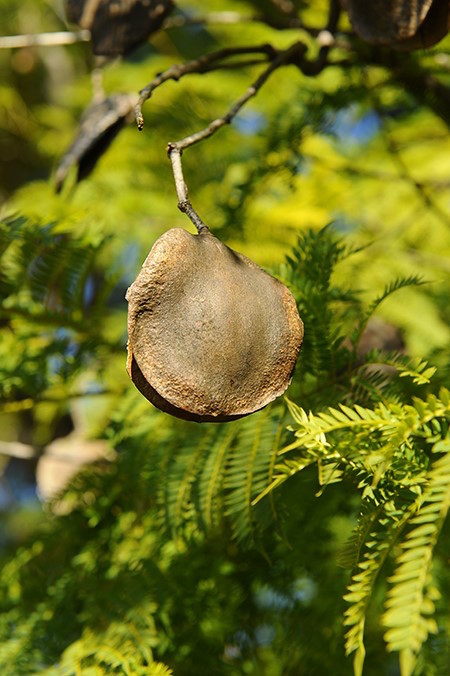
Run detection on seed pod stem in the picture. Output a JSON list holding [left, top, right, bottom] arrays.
[[166, 144, 208, 234], [166, 41, 306, 233]]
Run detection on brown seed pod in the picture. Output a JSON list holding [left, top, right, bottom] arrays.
[[126, 228, 303, 422], [64, 0, 175, 56], [340, 0, 449, 50]]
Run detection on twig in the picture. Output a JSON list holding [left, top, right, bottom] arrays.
[[166, 41, 307, 233], [163, 10, 318, 33], [168, 150, 208, 233], [301, 0, 341, 75], [0, 30, 90, 49], [91, 67, 105, 102], [135, 44, 278, 130], [0, 440, 36, 459], [164, 11, 254, 29]]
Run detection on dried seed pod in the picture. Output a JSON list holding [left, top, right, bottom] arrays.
[[126, 228, 303, 422], [340, 0, 449, 50], [55, 94, 136, 192], [64, 0, 175, 56]]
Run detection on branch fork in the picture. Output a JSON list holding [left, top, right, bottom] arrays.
[[161, 41, 308, 233], [133, 5, 341, 233]]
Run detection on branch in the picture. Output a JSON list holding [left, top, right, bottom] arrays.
[[163, 12, 255, 29], [163, 10, 319, 34], [0, 29, 90, 49], [135, 44, 278, 130], [300, 0, 341, 75], [0, 440, 36, 459], [165, 41, 307, 233]]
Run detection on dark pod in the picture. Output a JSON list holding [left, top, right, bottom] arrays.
[[340, 0, 449, 50], [126, 228, 304, 422], [65, 0, 175, 56], [55, 94, 136, 192]]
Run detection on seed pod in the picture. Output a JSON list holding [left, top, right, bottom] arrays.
[[64, 0, 175, 56], [340, 0, 449, 50], [55, 94, 136, 192], [126, 228, 303, 422]]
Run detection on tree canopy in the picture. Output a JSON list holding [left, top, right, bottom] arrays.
[[0, 1, 449, 675]]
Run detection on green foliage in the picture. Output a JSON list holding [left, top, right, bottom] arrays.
[[268, 391, 450, 676], [2, 216, 448, 675]]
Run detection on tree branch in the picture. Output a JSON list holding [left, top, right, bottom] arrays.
[[0, 440, 36, 459], [135, 44, 278, 130], [164, 12, 255, 29], [300, 0, 341, 75], [163, 10, 320, 34], [165, 41, 307, 233], [0, 30, 90, 49]]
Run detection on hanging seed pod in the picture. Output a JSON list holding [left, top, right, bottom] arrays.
[[340, 0, 449, 50], [55, 94, 136, 192], [126, 228, 303, 422], [64, 0, 175, 56]]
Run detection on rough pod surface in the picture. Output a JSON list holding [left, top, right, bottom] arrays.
[[340, 0, 449, 50], [126, 228, 303, 422]]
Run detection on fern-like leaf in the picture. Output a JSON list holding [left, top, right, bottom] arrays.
[[224, 407, 286, 541], [343, 492, 419, 676], [353, 276, 426, 345], [382, 439, 450, 676]]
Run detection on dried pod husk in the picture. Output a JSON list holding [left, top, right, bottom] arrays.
[[64, 0, 175, 56], [126, 228, 303, 422], [55, 94, 136, 192], [340, 0, 449, 50]]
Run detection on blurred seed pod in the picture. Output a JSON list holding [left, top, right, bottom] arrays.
[[36, 436, 114, 512], [65, 0, 175, 56], [357, 318, 405, 357], [55, 93, 136, 192], [340, 0, 449, 49], [126, 228, 304, 422]]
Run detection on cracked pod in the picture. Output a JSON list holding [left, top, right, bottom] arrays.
[[126, 228, 303, 422]]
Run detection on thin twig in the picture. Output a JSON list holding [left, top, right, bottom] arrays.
[[164, 12, 254, 29], [135, 44, 278, 130], [91, 67, 105, 102], [163, 10, 317, 33], [301, 0, 341, 75], [0, 440, 37, 459], [168, 150, 208, 233], [166, 41, 307, 233], [0, 30, 90, 49]]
